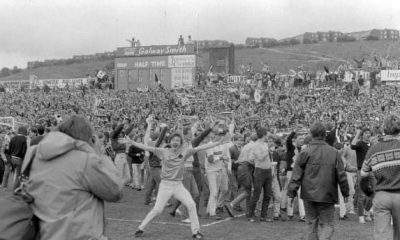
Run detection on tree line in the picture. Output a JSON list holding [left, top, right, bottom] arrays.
[[0, 66, 22, 78]]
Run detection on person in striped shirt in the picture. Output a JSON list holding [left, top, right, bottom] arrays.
[[360, 115, 400, 240]]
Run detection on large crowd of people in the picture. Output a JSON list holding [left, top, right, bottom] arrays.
[[0, 72, 399, 240]]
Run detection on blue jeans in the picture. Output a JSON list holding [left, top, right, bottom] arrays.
[[249, 168, 272, 218], [355, 171, 366, 217], [11, 157, 22, 190], [303, 201, 335, 240], [0, 158, 4, 185], [1, 161, 12, 188], [373, 191, 400, 240], [235, 163, 253, 216]]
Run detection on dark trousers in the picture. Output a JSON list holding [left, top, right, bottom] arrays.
[[249, 168, 272, 218], [237, 164, 253, 216], [0, 158, 4, 185], [304, 201, 335, 240], [11, 157, 22, 190], [229, 168, 239, 201], [355, 171, 366, 217], [144, 167, 161, 204], [192, 167, 203, 194], [2, 161, 12, 188]]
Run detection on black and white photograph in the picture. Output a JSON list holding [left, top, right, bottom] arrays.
[[0, 0, 399, 239]]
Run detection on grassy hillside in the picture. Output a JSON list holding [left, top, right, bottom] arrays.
[[1, 40, 399, 81], [235, 40, 400, 73], [0, 60, 112, 81]]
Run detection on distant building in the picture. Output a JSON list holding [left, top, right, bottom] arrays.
[[346, 31, 370, 40], [385, 29, 399, 40], [194, 41, 235, 73], [27, 61, 40, 69], [195, 40, 231, 49], [328, 31, 343, 41], [303, 32, 318, 43], [245, 38, 263, 47], [245, 37, 278, 47], [317, 32, 329, 42], [369, 29, 385, 39], [368, 29, 399, 40]]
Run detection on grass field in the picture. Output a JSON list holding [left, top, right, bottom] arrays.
[[105, 187, 385, 240]]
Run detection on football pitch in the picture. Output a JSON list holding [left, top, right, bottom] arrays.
[[105, 188, 384, 240]]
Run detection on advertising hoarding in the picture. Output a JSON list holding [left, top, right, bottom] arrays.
[[116, 45, 195, 57]]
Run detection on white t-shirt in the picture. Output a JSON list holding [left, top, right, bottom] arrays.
[[205, 142, 232, 172]]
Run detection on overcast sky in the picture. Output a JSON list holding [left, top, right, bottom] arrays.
[[0, 0, 399, 69]]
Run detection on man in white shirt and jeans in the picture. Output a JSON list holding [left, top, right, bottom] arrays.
[[248, 127, 274, 222]]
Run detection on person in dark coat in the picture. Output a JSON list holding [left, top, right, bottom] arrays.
[[288, 122, 349, 240]]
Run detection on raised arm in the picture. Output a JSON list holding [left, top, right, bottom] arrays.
[[350, 129, 361, 150], [144, 116, 156, 145], [192, 117, 218, 147], [154, 124, 168, 147], [124, 124, 134, 136], [192, 127, 213, 147], [286, 131, 296, 153], [0, 136, 8, 162], [129, 140, 161, 155], [187, 134, 230, 157], [111, 124, 124, 139], [191, 120, 200, 137]]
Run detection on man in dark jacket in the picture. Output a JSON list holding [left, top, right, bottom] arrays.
[[9, 126, 28, 190], [0, 128, 6, 186], [351, 127, 372, 224], [281, 129, 304, 219], [288, 122, 349, 240]]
